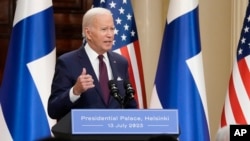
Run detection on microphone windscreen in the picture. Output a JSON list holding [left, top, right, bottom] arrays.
[[108, 80, 116, 89], [123, 80, 131, 88]]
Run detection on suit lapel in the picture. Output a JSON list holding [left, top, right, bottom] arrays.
[[107, 52, 118, 81], [77, 46, 105, 102]]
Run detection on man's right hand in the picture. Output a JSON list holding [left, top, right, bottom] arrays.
[[73, 68, 95, 95]]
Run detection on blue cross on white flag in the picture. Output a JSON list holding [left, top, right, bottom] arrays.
[[0, 0, 56, 140], [150, 0, 210, 140]]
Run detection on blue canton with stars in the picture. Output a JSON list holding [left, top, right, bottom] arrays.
[[237, 4, 250, 61], [93, 0, 139, 50]]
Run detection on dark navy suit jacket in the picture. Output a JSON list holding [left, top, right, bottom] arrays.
[[48, 44, 137, 120]]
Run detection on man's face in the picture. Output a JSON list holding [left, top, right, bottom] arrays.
[[86, 13, 115, 54]]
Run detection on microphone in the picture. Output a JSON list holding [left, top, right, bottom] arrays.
[[123, 80, 135, 106], [108, 80, 123, 106]]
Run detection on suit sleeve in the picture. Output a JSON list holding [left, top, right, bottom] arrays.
[[47, 57, 77, 120]]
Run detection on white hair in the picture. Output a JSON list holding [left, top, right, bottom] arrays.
[[82, 7, 112, 37]]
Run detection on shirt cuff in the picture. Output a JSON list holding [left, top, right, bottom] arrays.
[[69, 87, 80, 102]]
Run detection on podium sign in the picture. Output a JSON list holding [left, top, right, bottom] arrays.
[[71, 109, 178, 135]]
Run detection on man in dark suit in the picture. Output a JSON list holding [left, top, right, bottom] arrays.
[[47, 7, 137, 121]]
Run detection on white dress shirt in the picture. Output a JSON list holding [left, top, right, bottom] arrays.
[[69, 43, 113, 102]]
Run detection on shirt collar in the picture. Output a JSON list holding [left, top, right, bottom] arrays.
[[84, 43, 108, 61]]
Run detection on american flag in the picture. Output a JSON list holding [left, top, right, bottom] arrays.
[[93, 0, 147, 108], [220, 0, 250, 127]]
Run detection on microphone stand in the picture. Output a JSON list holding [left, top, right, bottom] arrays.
[[109, 80, 135, 109], [109, 80, 124, 108], [122, 80, 135, 108]]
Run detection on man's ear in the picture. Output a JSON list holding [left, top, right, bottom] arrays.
[[85, 27, 91, 40]]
